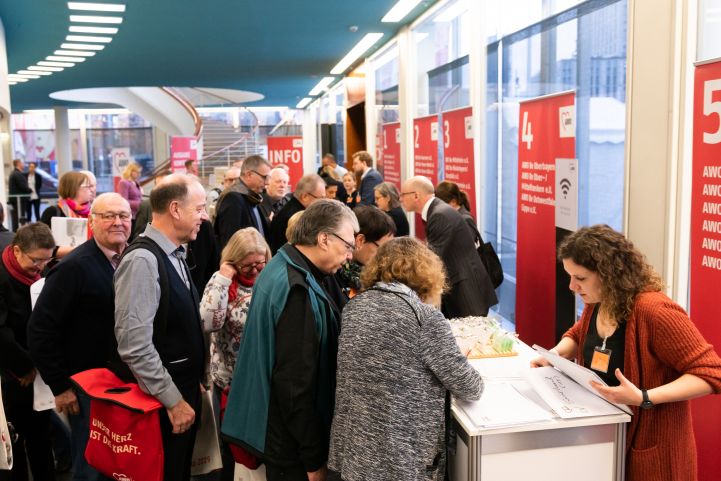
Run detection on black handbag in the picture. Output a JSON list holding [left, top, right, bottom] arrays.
[[477, 241, 504, 288]]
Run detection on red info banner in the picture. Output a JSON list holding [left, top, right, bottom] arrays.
[[379, 122, 402, 189], [442, 107, 476, 217], [413, 115, 439, 238], [689, 59, 721, 481], [170, 136, 199, 172], [267, 136, 303, 189], [516, 92, 575, 349]]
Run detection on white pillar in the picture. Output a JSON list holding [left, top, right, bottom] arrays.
[[54, 106, 72, 174]]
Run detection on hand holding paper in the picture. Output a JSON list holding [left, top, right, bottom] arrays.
[[590, 368, 643, 406]]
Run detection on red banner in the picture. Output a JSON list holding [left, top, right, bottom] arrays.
[[690, 59, 721, 481], [170, 136, 200, 173], [516, 92, 575, 349], [413, 115, 439, 238], [267, 136, 303, 189], [378, 122, 402, 189], [442, 107, 476, 217]]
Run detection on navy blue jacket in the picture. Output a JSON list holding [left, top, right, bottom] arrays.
[[358, 169, 383, 206]]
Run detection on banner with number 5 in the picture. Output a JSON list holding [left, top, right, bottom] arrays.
[[690, 57, 721, 480]]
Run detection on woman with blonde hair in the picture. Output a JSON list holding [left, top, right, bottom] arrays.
[[329, 237, 483, 481], [533, 224, 721, 481], [118, 162, 143, 227], [342, 172, 359, 209]]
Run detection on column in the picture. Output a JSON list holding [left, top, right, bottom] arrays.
[[54, 106, 72, 174]]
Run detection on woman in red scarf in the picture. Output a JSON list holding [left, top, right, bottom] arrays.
[[40, 171, 93, 230], [199, 227, 270, 481], [0, 223, 56, 481]]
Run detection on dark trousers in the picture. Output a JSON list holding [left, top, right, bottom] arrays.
[[26, 199, 41, 222], [69, 390, 112, 481], [265, 463, 309, 481], [0, 379, 56, 481], [159, 381, 201, 481]]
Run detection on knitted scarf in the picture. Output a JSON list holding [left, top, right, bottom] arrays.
[[2, 245, 40, 286], [63, 198, 90, 218], [228, 273, 256, 304]]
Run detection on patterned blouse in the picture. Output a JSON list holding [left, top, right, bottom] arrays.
[[199, 271, 254, 389]]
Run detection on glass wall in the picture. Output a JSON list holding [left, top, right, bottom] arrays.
[[698, 0, 721, 61], [484, 0, 627, 323]]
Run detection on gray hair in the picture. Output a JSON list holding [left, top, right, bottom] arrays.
[[293, 173, 324, 199], [374, 182, 401, 209], [239, 155, 271, 174], [407, 176, 435, 195], [290, 199, 359, 246], [90, 192, 131, 213]]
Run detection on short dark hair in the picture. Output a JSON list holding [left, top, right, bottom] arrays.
[[240, 155, 271, 174], [323, 153, 335, 161], [353, 205, 396, 243], [184, 159, 194, 168], [13, 159, 23, 168], [150, 177, 190, 213], [435, 181, 470, 211], [12, 223, 55, 251]]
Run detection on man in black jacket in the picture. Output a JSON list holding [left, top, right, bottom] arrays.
[[8, 158, 32, 229], [28, 192, 131, 481], [214, 155, 271, 250], [269, 173, 326, 254]]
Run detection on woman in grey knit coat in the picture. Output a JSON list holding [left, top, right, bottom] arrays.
[[328, 237, 483, 481]]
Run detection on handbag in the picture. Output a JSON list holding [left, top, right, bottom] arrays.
[[477, 241, 504, 288], [190, 389, 223, 476], [71, 368, 164, 481], [0, 379, 13, 470]]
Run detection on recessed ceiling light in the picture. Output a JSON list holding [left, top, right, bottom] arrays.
[[330, 33, 384, 75], [69, 25, 118, 34], [9, 77, 28, 82], [55, 49, 96, 57], [19, 69, 53, 76], [61, 43, 105, 51], [69, 15, 123, 24], [382, 0, 423, 22], [9, 73, 41, 79], [47, 55, 86, 62], [66, 35, 113, 43], [28, 66, 64, 72], [38, 61, 76, 67], [309, 77, 336, 96], [296, 98, 312, 109], [68, 2, 126, 12]]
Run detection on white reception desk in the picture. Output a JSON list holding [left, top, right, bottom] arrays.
[[449, 342, 631, 481]]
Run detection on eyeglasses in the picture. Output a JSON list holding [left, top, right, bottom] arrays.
[[22, 251, 53, 267], [250, 170, 268, 181], [370, 240, 380, 247], [307, 192, 327, 200], [93, 211, 132, 222], [224, 177, 239, 184], [399, 191, 417, 197], [329, 232, 356, 253], [239, 260, 266, 273]]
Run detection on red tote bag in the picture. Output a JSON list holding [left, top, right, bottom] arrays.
[[71, 368, 164, 481]]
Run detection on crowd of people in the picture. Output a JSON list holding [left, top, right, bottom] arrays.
[[0, 151, 720, 481]]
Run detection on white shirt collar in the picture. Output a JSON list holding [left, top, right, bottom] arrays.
[[421, 196, 435, 221], [361, 166, 371, 179]]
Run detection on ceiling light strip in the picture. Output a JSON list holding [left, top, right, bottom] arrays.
[[308, 77, 336, 96], [19, 69, 53, 76], [38, 61, 75, 67], [55, 49, 96, 56], [68, 2, 126, 12], [60, 43, 105, 51], [69, 25, 118, 34], [9, 73, 41, 79], [47, 55, 86, 62], [69, 15, 123, 24], [382, 0, 423, 22], [66, 34, 113, 43], [330, 33, 384, 75], [28, 66, 64, 72], [296, 98, 312, 109]]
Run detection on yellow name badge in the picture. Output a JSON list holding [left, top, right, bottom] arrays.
[[590, 347, 612, 374]]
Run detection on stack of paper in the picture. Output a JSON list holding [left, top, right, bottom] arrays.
[[456, 381, 554, 428]]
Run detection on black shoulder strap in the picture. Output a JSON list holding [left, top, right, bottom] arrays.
[[121, 236, 170, 338]]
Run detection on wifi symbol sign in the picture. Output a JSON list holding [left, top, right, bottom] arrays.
[[559, 178, 572, 199]]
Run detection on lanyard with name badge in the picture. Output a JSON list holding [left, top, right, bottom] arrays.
[[590, 334, 613, 373]]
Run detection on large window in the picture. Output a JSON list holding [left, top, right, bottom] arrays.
[[698, 0, 721, 61], [484, 0, 627, 324]]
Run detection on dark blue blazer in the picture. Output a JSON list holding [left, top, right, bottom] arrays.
[[358, 168, 383, 206]]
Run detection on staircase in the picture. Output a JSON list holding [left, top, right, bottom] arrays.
[[198, 118, 263, 177]]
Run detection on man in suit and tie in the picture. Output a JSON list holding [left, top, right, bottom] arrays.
[[28, 192, 132, 480], [351, 151, 383, 206], [400, 176, 497, 317]]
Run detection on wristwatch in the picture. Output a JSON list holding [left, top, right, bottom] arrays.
[[640, 389, 654, 409]]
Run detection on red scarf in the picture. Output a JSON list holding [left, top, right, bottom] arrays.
[[228, 274, 256, 304], [2, 245, 40, 286], [62, 198, 90, 218]]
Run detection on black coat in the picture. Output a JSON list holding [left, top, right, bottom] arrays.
[[387, 206, 409, 237], [214, 189, 269, 250], [26, 172, 42, 194], [8, 168, 31, 196], [0, 259, 34, 379], [27, 239, 116, 395], [269, 196, 305, 254], [426, 198, 497, 317]]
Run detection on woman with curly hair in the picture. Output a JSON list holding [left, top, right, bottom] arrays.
[[533, 224, 721, 481], [329, 237, 482, 481]]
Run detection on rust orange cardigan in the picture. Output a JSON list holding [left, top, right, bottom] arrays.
[[563, 291, 721, 481]]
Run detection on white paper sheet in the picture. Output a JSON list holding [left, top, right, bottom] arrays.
[[532, 344, 631, 414], [32, 374, 55, 412], [455, 381, 554, 428], [51, 217, 88, 248]]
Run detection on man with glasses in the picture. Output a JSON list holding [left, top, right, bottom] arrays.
[[269, 173, 326, 254], [223, 200, 358, 481], [258, 167, 292, 226], [214, 155, 272, 250], [0, 222, 57, 480], [28, 193, 132, 481], [400, 176, 497, 317]]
